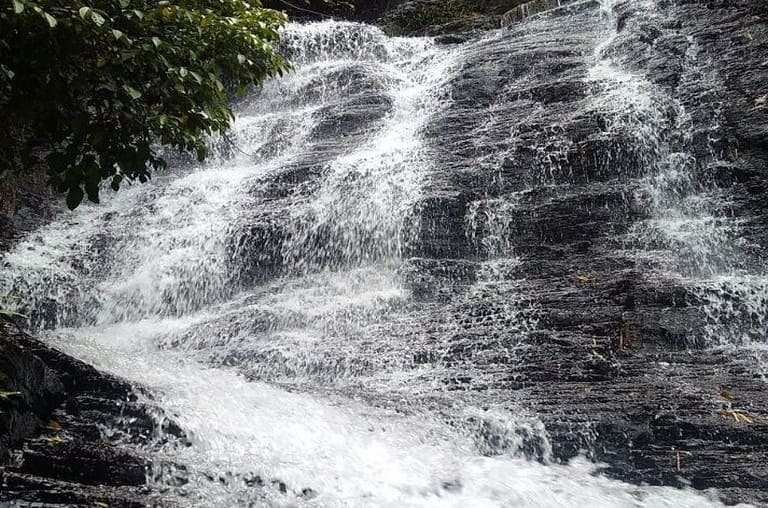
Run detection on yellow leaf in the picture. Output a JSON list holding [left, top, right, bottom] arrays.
[[574, 271, 591, 284], [720, 409, 756, 424], [41, 435, 66, 444]]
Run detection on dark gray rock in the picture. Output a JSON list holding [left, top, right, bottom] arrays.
[[0, 181, 57, 253], [398, 0, 768, 504], [381, 0, 527, 36], [3, 0, 768, 506], [0, 321, 180, 506]]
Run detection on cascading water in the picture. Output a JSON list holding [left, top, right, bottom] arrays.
[[591, 0, 768, 377], [0, 6, 760, 508]]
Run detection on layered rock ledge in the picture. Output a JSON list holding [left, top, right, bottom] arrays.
[[0, 321, 170, 506]]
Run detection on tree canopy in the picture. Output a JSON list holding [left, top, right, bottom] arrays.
[[0, 0, 289, 209]]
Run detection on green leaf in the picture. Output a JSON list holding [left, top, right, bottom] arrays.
[[84, 163, 101, 204], [0, 391, 22, 399], [1, 64, 14, 79], [85, 185, 100, 204], [110, 174, 123, 192], [66, 186, 84, 210], [1, 0, 290, 204], [122, 84, 142, 99], [91, 11, 105, 27], [43, 12, 56, 27]]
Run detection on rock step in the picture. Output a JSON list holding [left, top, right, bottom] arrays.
[[501, 0, 598, 27], [1, 472, 155, 508], [0, 323, 188, 506]]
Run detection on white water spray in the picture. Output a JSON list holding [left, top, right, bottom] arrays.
[[0, 15, 754, 508]]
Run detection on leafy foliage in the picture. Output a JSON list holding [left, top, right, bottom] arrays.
[[0, 0, 290, 208]]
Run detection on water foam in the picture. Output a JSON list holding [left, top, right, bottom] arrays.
[[0, 16, 752, 508]]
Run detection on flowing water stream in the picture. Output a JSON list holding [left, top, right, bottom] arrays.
[[1, 1, 763, 506], [593, 0, 768, 377]]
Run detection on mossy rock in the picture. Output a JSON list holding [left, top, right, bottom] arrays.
[[381, 0, 529, 36], [263, 0, 390, 22]]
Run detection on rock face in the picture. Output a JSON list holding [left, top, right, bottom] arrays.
[[0, 321, 174, 506], [406, 0, 768, 504], [501, 0, 580, 27], [0, 150, 161, 507], [0, 323, 65, 464], [2, 0, 768, 505], [0, 171, 56, 252], [381, 0, 530, 35]]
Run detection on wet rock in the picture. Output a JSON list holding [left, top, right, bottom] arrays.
[[0, 176, 57, 253], [264, 0, 395, 23], [2, 0, 768, 506], [0, 322, 180, 506], [0, 327, 65, 464], [501, 0, 582, 27], [409, 192, 474, 259], [405, 0, 768, 504], [381, 0, 528, 36]]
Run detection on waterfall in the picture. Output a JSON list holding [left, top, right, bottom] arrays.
[[591, 0, 768, 376], [0, 7, 759, 508]]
